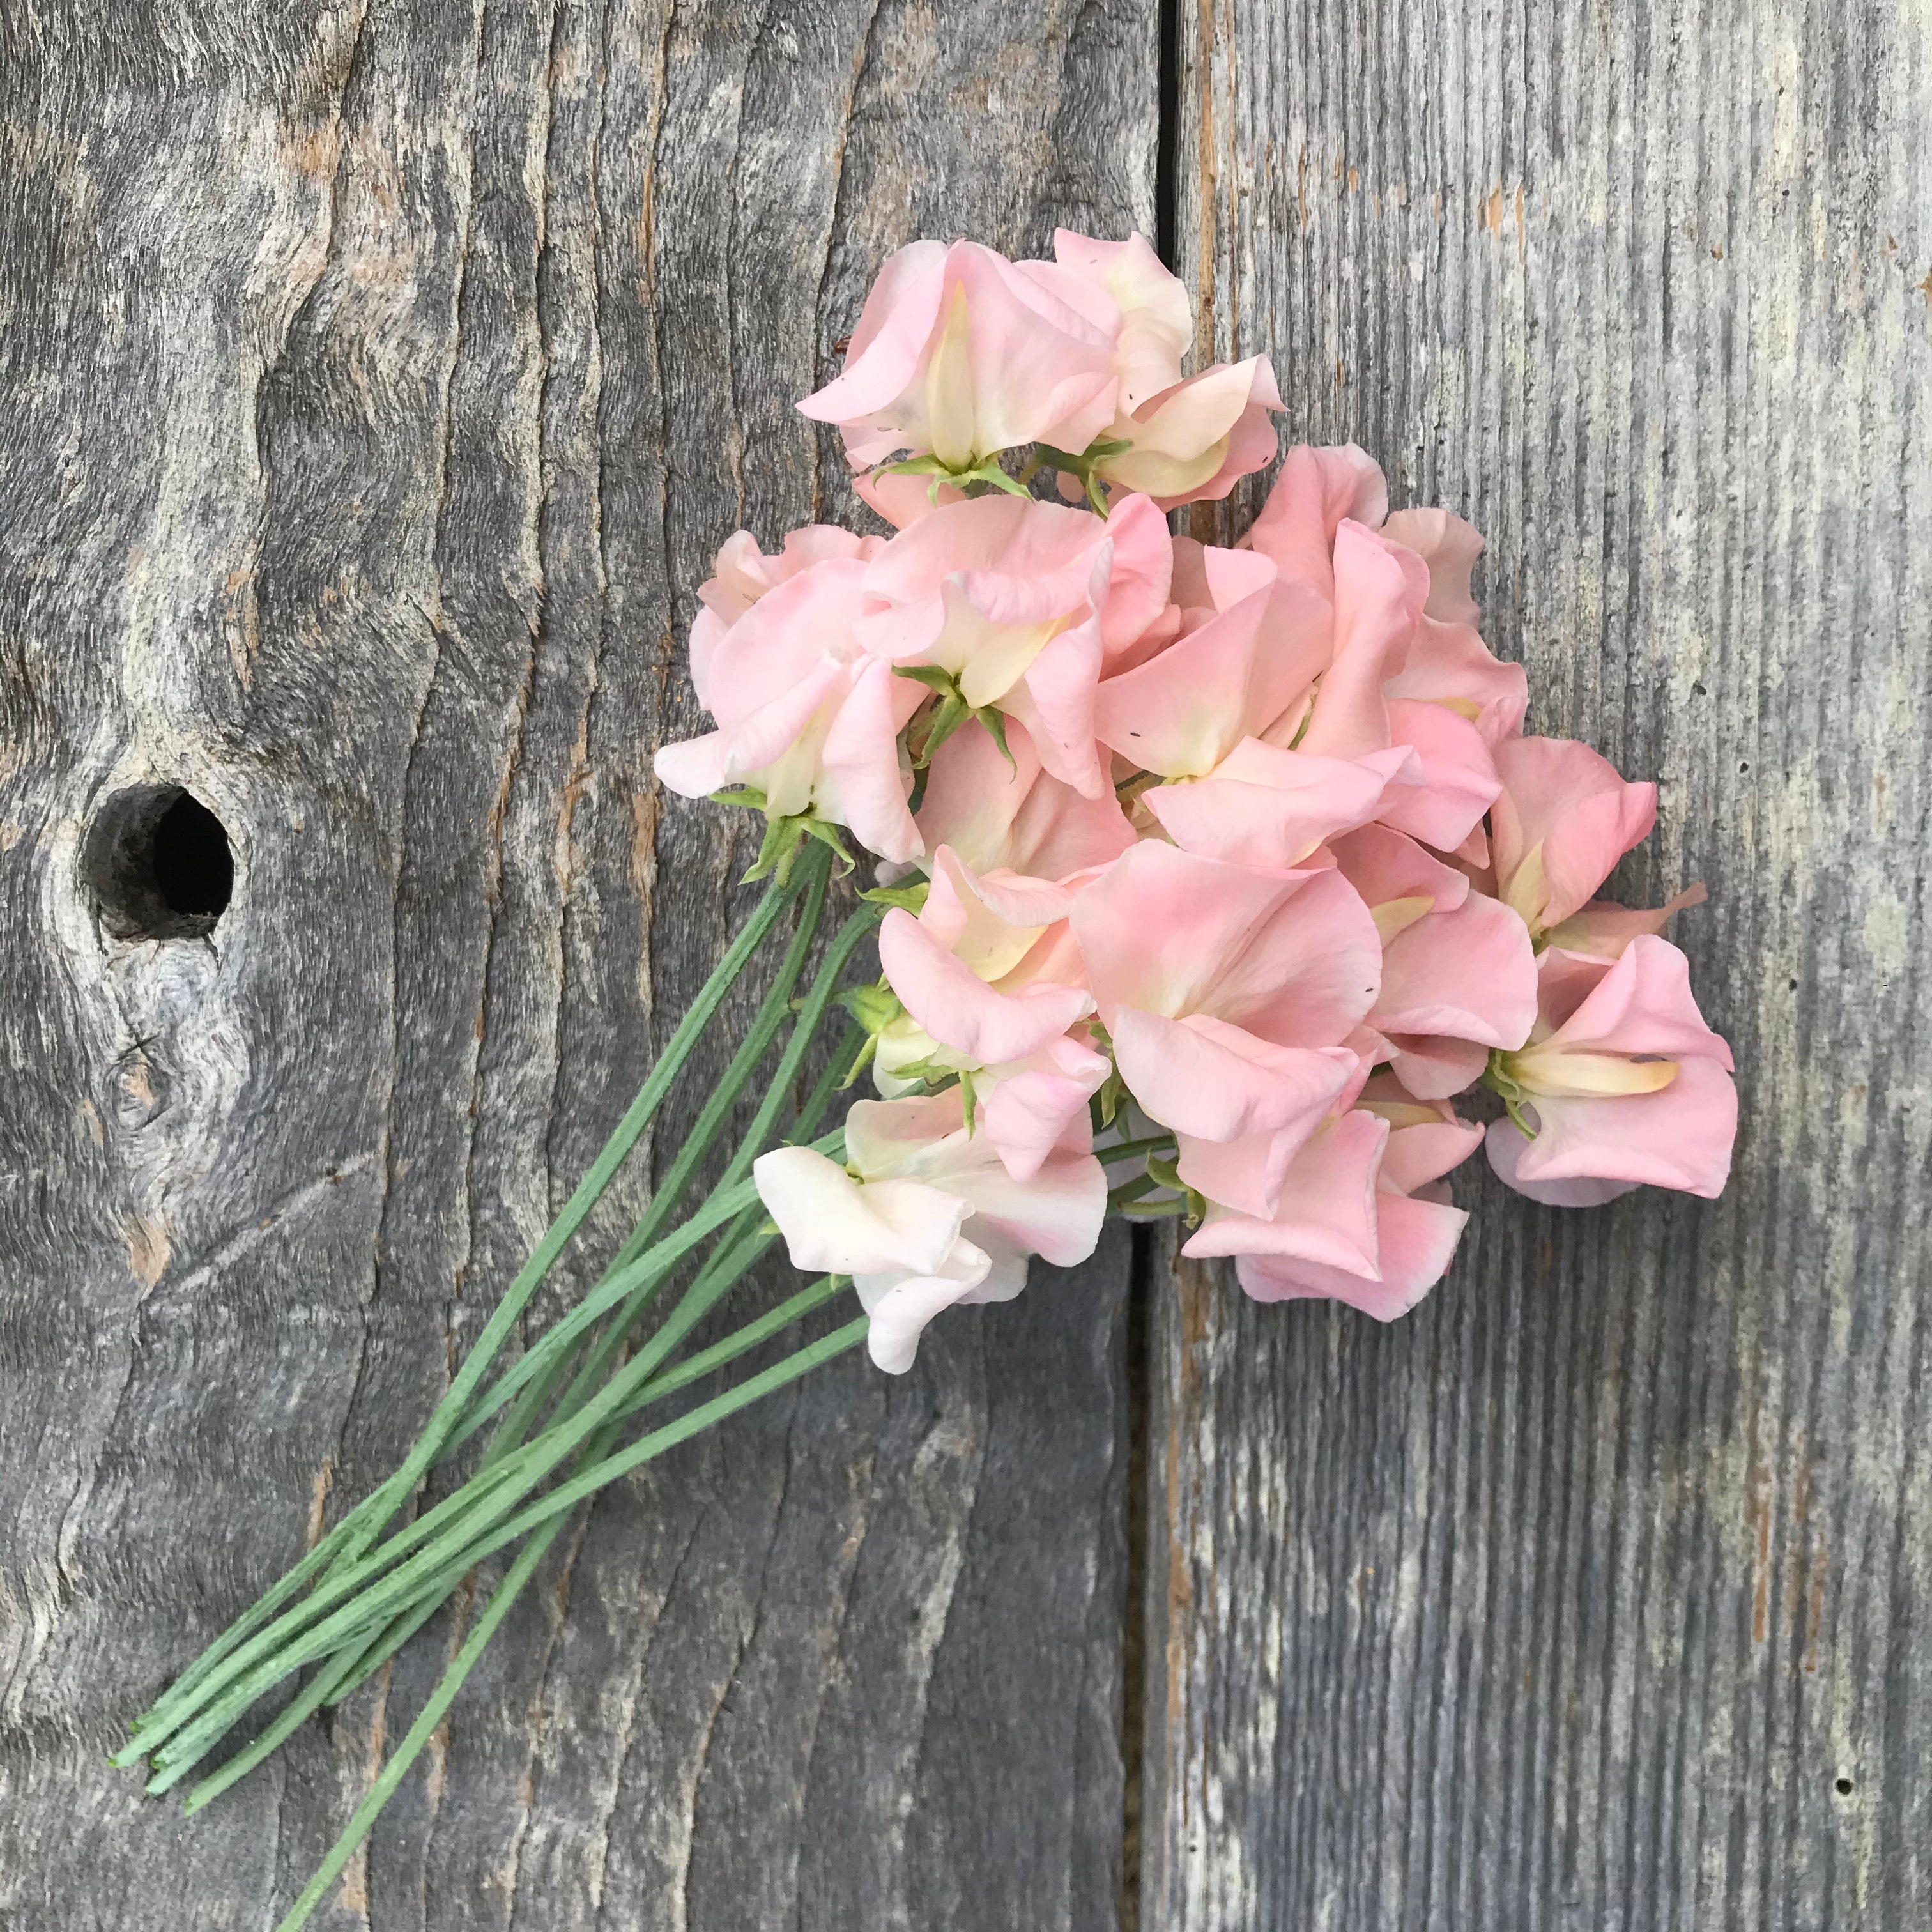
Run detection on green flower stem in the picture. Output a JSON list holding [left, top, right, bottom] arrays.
[[116, 864, 804, 1766], [137, 1165, 809, 1786], [317, 1269, 842, 1722], [1097, 1133, 1179, 1168], [259, 1313, 870, 1932], [142, 1139, 848, 1795], [455, 872, 849, 1466], [260, 1016, 862, 1768], [200, 1268, 852, 1789], [466, 910, 876, 1469]]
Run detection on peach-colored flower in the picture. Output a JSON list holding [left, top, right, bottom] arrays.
[[1485, 937, 1737, 1203]]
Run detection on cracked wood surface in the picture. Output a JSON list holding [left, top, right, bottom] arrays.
[[0, 3, 1151, 1926], [1148, 2, 1932, 1929]]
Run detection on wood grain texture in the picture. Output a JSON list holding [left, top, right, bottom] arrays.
[[1151, 1, 1932, 1928], [0, 3, 1153, 1926]]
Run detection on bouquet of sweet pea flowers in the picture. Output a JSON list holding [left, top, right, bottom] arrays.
[[116, 232, 1736, 1927]]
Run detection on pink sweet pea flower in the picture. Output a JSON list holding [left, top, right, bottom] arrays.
[[698, 525, 887, 626], [1143, 737, 1422, 870], [1188, 1078, 1483, 1319], [1243, 443, 1390, 595], [1329, 823, 1538, 1099], [653, 556, 925, 862], [1051, 231, 1193, 415], [1050, 233, 1284, 509], [1092, 546, 1329, 777], [1091, 357, 1285, 509], [799, 239, 1121, 473], [1071, 841, 1379, 1173], [877, 847, 1094, 1070], [1489, 735, 1658, 934], [859, 492, 1172, 797], [914, 717, 1135, 882], [1379, 507, 1528, 747], [1291, 519, 1430, 759], [754, 1090, 1106, 1372], [1485, 935, 1737, 1204]]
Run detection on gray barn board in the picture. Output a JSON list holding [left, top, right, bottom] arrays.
[[0, 3, 1925, 1930]]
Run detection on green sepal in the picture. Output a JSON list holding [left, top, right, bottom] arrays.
[[958, 1068, 978, 1135], [1146, 1152, 1185, 1195], [859, 878, 931, 914], [980, 705, 1016, 771], [918, 692, 972, 763], [892, 664, 958, 694], [838, 981, 904, 1034], [709, 784, 768, 810], [742, 811, 855, 885], [1480, 1049, 1538, 1140]]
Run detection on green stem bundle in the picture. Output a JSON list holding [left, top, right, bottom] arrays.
[[115, 844, 891, 1932]]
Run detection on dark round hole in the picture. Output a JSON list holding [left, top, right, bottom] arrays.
[[84, 784, 234, 940], [1834, 1776, 1854, 1796]]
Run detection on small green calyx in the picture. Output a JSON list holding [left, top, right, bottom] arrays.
[[873, 452, 1031, 504], [1144, 1151, 1206, 1227], [894, 666, 1018, 772], [859, 877, 931, 914], [1031, 436, 1133, 516], [838, 980, 904, 1036], [1480, 1048, 1538, 1139], [742, 811, 855, 885]]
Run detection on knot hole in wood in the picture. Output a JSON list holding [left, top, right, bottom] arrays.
[[82, 783, 234, 942]]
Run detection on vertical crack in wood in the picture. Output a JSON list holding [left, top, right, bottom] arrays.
[[1119, 1225, 1155, 1932]]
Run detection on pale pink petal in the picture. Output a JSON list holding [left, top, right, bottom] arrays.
[[753, 1147, 966, 1276], [1093, 571, 1330, 776], [1488, 1057, 1737, 1199], [798, 240, 947, 439], [1112, 1008, 1357, 1142], [1544, 885, 1708, 960], [1183, 1110, 1388, 1276], [949, 242, 1119, 458], [1094, 492, 1177, 656], [1537, 934, 1733, 1068], [820, 657, 922, 862], [878, 907, 1094, 1064], [1385, 1033, 1491, 1100], [652, 729, 737, 801], [1491, 735, 1658, 929], [856, 1241, 998, 1373], [1377, 698, 1501, 850], [1244, 443, 1390, 597], [947, 1147, 1109, 1268], [1234, 1193, 1469, 1320], [979, 1034, 1109, 1183], [1375, 889, 1539, 1050], [1072, 842, 1381, 1048], [1052, 230, 1190, 410], [1146, 740, 1418, 869], [1378, 507, 1484, 626], [1014, 608, 1107, 798], [916, 719, 1135, 881], [1482, 1117, 1639, 1206], [1099, 358, 1284, 502], [1296, 521, 1430, 758], [1154, 395, 1284, 509], [1384, 615, 1528, 744], [1379, 1117, 1485, 1193], [1330, 821, 1472, 912]]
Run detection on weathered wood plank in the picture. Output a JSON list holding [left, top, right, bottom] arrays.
[[1148, 1, 1932, 1927], [0, 4, 1154, 1927]]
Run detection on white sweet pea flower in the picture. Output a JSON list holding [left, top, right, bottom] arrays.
[[753, 1091, 1105, 1374]]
